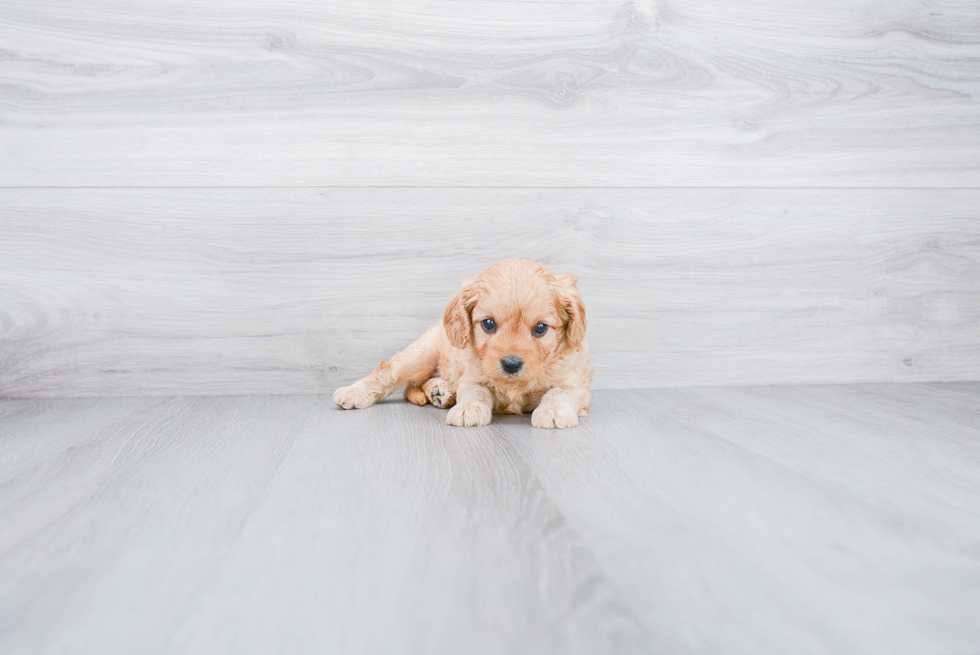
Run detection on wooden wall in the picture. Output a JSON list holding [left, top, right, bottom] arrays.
[[1, 0, 979, 396]]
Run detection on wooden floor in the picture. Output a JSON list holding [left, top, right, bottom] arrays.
[[1, 383, 978, 654]]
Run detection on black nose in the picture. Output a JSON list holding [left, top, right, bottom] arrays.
[[500, 356, 523, 375]]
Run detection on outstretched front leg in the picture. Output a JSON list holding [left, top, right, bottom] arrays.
[[334, 327, 442, 410]]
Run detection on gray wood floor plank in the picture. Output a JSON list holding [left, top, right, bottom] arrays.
[[495, 384, 980, 655], [0, 396, 322, 655], [2, 188, 978, 397], [0, 394, 653, 655], [171, 398, 653, 655], [0, 396, 168, 544], [2, 1, 979, 186], [1, 384, 979, 654]]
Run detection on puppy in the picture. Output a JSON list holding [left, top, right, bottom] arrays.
[[333, 258, 593, 428]]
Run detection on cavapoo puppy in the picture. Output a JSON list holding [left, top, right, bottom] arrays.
[[333, 258, 593, 428]]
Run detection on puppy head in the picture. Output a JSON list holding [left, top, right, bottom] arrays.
[[443, 259, 586, 387]]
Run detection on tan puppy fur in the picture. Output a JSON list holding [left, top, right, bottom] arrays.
[[333, 259, 593, 428]]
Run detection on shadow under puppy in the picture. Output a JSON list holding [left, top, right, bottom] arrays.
[[334, 258, 593, 428]]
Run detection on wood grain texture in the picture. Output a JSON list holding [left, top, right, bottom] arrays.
[[1, 383, 978, 654], [1, 188, 978, 397], [1, 0, 979, 186], [0, 393, 654, 655], [499, 382, 980, 654]]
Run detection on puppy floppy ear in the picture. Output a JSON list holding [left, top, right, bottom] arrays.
[[443, 278, 478, 349], [554, 273, 587, 349]]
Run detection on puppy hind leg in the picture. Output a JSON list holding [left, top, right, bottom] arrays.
[[422, 376, 456, 409], [334, 326, 442, 410], [404, 384, 428, 406]]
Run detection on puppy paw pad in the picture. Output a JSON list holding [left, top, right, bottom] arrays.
[[429, 383, 448, 407], [423, 378, 455, 409]]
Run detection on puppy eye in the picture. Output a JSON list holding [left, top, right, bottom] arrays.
[[481, 318, 496, 333], [532, 322, 548, 336]]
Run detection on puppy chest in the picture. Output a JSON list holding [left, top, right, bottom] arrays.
[[492, 388, 545, 414]]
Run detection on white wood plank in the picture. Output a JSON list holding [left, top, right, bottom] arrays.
[[1, 188, 978, 397], [1, 0, 979, 186], [1, 384, 978, 653]]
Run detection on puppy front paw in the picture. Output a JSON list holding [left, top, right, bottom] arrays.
[[531, 403, 579, 429], [447, 401, 492, 427], [333, 384, 380, 409]]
